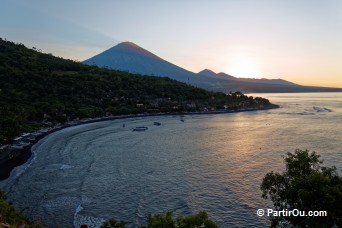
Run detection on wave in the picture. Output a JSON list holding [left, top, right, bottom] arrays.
[[73, 204, 105, 228], [279, 112, 315, 116], [60, 164, 73, 170]]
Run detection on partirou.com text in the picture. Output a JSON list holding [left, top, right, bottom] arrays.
[[257, 208, 327, 217]]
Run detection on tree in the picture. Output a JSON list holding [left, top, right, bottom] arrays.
[[261, 149, 342, 227], [177, 211, 218, 228], [138, 211, 218, 228], [100, 218, 127, 228], [101, 211, 218, 228], [140, 211, 176, 228], [0, 190, 27, 225]]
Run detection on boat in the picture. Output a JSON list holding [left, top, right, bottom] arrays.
[[132, 126, 148, 131], [153, 122, 161, 126]]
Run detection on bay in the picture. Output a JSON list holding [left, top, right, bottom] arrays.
[[1, 92, 342, 227]]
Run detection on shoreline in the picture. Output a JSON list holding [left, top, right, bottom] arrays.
[[0, 104, 279, 181]]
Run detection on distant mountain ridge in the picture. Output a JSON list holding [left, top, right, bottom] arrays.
[[83, 42, 342, 93], [197, 69, 296, 86], [198, 69, 236, 80]]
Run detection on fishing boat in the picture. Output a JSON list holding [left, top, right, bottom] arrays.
[[132, 126, 148, 131], [153, 122, 161, 126]]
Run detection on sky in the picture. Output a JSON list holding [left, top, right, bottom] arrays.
[[1, 0, 342, 87]]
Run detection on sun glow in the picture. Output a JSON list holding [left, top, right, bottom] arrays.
[[229, 62, 260, 78]]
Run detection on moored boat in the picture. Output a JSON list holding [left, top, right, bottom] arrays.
[[132, 126, 148, 131]]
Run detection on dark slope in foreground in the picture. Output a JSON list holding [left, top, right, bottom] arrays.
[[84, 42, 342, 93], [0, 38, 273, 144]]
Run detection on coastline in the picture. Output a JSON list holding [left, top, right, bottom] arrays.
[[0, 104, 279, 181]]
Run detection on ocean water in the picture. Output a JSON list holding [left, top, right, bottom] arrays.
[[1, 93, 342, 227]]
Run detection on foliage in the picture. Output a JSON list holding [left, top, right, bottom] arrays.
[[100, 218, 127, 228], [0, 190, 27, 225], [176, 211, 218, 228], [140, 211, 176, 228], [137, 211, 218, 228], [261, 149, 342, 227], [100, 211, 218, 228], [101, 211, 218, 228]]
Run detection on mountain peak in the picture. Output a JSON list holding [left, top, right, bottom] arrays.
[[198, 69, 234, 79], [109, 41, 159, 60], [198, 69, 217, 77], [198, 69, 216, 74], [83, 41, 198, 82], [116, 41, 140, 48]]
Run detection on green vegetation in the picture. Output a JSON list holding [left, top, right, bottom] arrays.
[[100, 211, 217, 228], [261, 149, 342, 227], [0, 38, 273, 144], [139, 211, 217, 228], [100, 218, 127, 228], [0, 190, 28, 225]]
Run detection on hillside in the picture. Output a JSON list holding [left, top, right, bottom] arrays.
[[0, 38, 273, 144]]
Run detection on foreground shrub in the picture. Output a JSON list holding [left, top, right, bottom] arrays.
[[100, 218, 127, 228], [261, 149, 342, 227], [0, 190, 27, 225], [102, 211, 218, 228]]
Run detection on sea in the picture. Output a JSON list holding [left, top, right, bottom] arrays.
[[1, 92, 341, 228]]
